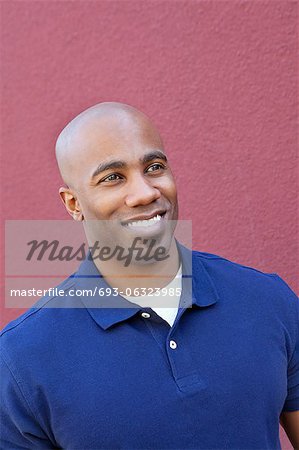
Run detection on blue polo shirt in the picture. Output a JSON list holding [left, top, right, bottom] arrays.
[[1, 243, 298, 449]]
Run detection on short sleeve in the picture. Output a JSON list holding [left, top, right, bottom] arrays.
[[274, 274, 299, 412], [0, 350, 54, 449]]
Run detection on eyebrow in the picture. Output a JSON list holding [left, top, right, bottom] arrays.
[[91, 150, 167, 180]]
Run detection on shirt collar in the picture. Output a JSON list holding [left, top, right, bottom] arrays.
[[176, 242, 220, 308], [73, 240, 219, 330]]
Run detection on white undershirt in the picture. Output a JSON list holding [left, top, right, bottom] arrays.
[[123, 265, 182, 327]]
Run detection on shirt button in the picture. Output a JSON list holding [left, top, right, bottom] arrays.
[[169, 340, 177, 349], [141, 312, 151, 319]]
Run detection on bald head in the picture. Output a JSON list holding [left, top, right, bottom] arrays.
[[55, 102, 164, 189]]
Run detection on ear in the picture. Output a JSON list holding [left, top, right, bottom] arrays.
[[59, 187, 84, 221]]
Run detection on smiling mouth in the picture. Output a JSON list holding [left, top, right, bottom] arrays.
[[122, 212, 166, 228]]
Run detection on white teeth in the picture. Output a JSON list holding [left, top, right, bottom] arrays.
[[126, 214, 162, 227]]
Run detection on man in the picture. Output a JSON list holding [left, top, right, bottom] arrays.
[[1, 102, 298, 449]]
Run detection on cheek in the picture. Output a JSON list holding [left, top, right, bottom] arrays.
[[161, 176, 177, 201], [86, 191, 125, 218], [162, 177, 179, 218]]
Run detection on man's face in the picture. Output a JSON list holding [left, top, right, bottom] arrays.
[[69, 112, 178, 255]]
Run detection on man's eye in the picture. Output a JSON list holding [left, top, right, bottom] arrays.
[[101, 174, 122, 183], [146, 163, 165, 172]]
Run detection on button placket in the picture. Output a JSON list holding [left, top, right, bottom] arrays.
[[166, 322, 203, 393]]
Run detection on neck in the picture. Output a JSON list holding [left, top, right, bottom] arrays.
[[92, 237, 180, 292]]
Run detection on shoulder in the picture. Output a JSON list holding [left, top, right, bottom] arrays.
[[193, 249, 298, 354], [192, 248, 298, 307], [193, 248, 290, 283], [1, 274, 80, 352], [192, 248, 274, 278]]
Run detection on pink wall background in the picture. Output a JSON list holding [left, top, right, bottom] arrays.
[[1, 1, 297, 447]]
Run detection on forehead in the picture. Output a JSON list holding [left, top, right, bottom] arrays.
[[69, 112, 164, 173], [56, 108, 166, 190]]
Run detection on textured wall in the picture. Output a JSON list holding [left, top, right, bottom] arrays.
[[1, 1, 297, 447]]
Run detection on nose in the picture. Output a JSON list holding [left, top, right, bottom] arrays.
[[124, 174, 161, 208]]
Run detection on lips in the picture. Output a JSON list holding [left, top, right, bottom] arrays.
[[121, 210, 166, 226], [125, 214, 164, 228]]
